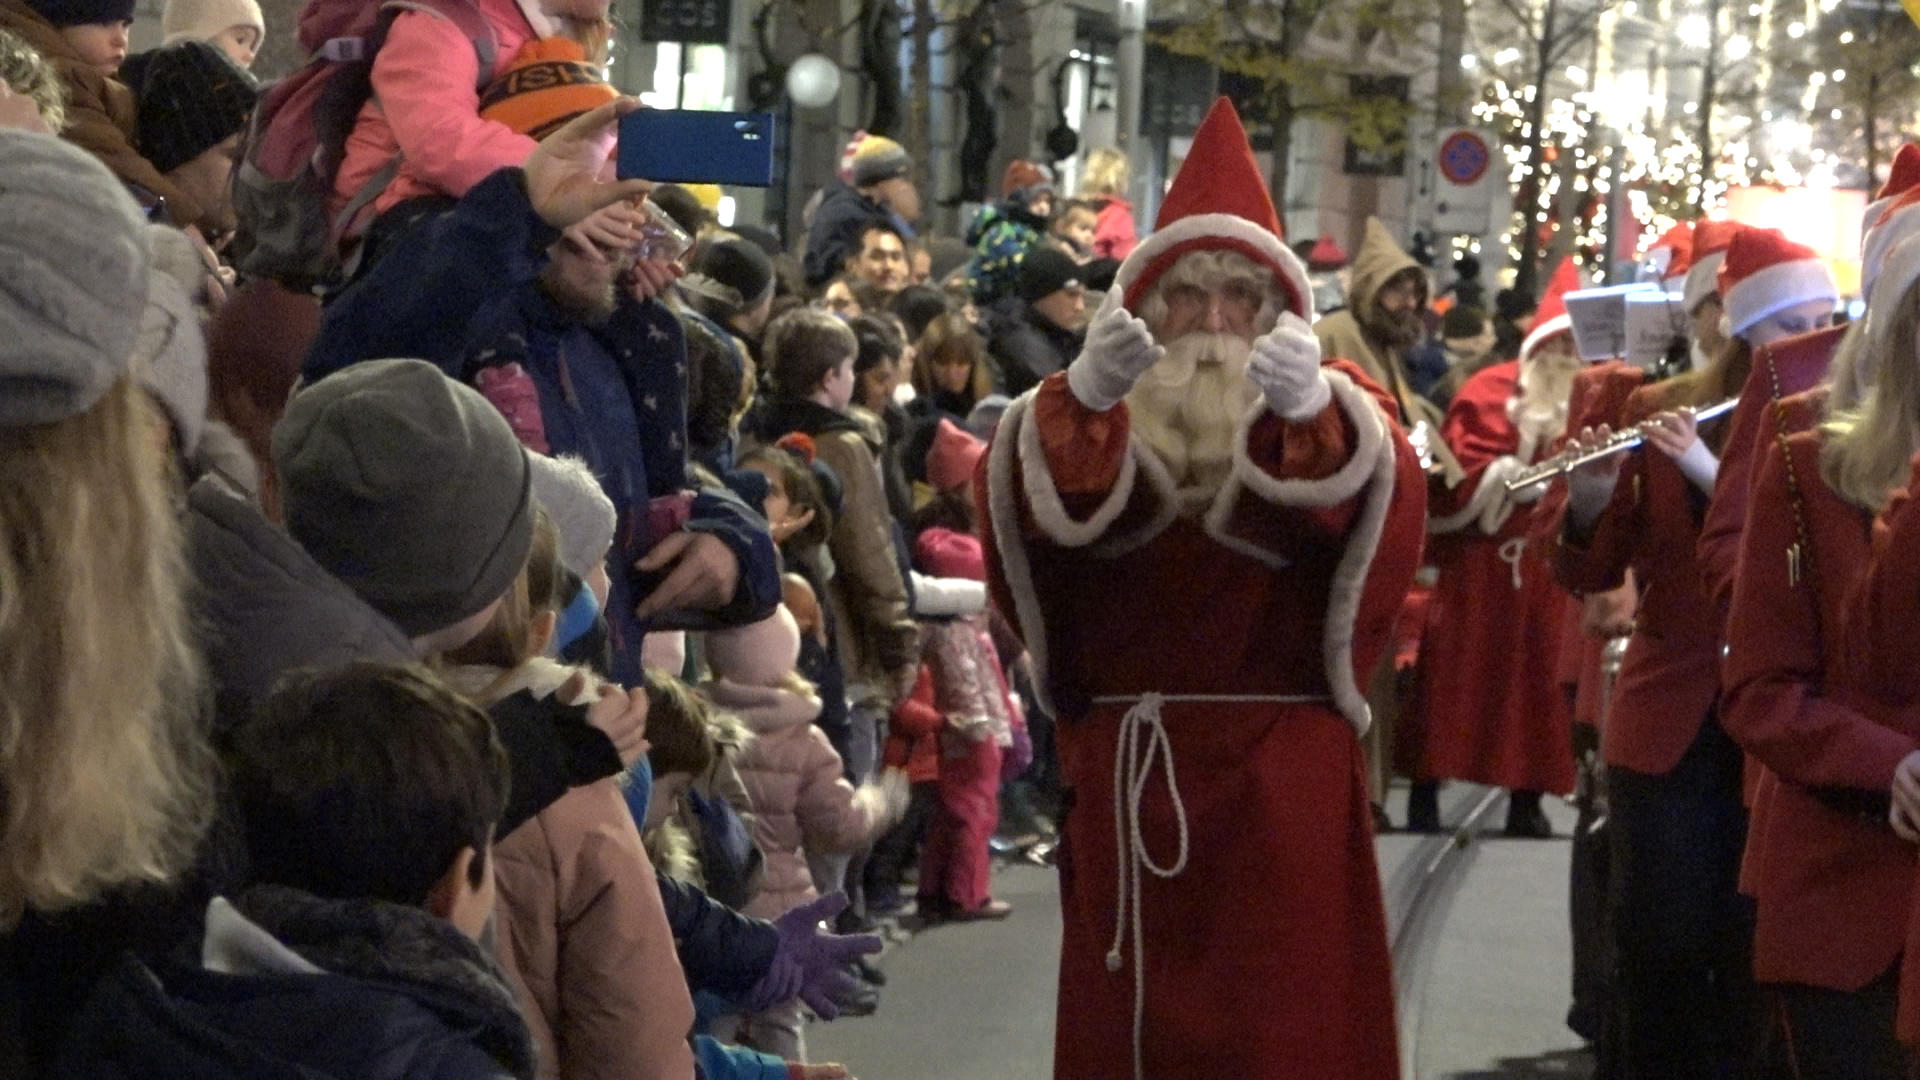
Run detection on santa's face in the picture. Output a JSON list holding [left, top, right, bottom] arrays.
[[1126, 250, 1284, 491]]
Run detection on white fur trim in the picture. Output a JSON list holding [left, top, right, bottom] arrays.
[[1865, 204, 1920, 300], [1223, 368, 1383, 510], [1683, 251, 1726, 315], [1725, 258, 1839, 336], [1428, 455, 1532, 536], [1867, 234, 1920, 364], [988, 393, 1063, 716], [1519, 312, 1572, 364], [1113, 213, 1315, 320]]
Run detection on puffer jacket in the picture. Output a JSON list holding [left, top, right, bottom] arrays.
[[963, 201, 1047, 306], [444, 660, 697, 1080], [705, 678, 886, 920], [0, 0, 206, 226]]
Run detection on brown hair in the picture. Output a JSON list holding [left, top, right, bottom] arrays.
[[0, 379, 213, 926], [643, 670, 718, 779], [912, 313, 994, 404], [234, 662, 509, 904], [766, 306, 858, 400], [738, 443, 834, 550], [0, 29, 64, 132]]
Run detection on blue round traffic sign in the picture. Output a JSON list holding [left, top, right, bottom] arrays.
[[1438, 131, 1491, 186]]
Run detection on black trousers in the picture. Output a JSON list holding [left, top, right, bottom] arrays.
[[1568, 722, 1613, 1048], [864, 780, 939, 897], [1606, 717, 1759, 1079], [1763, 968, 1912, 1080]]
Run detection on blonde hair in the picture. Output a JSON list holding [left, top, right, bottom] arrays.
[[1080, 147, 1129, 200], [0, 28, 66, 133], [1820, 284, 1920, 511], [0, 380, 212, 926], [441, 509, 561, 691]]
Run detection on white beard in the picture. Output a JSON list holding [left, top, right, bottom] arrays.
[[1509, 350, 1581, 463], [1125, 332, 1259, 496]]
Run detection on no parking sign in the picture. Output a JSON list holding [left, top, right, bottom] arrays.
[[1433, 128, 1499, 235]]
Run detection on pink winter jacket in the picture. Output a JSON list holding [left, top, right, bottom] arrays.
[[331, 0, 538, 218], [1092, 196, 1138, 261], [448, 660, 697, 1080], [705, 677, 886, 920]]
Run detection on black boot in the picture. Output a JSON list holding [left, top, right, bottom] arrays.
[[1504, 789, 1553, 838], [1406, 780, 1442, 833]]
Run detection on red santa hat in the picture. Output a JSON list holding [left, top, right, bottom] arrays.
[[1682, 219, 1743, 315], [1518, 257, 1580, 362], [1863, 180, 1920, 298], [1307, 234, 1349, 271], [1643, 221, 1693, 292], [1114, 97, 1311, 321], [1719, 227, 1838, 337], [1863, 143, 1920, 238]]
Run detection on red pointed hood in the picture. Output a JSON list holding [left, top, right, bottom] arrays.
[[1519, 258, 1580, 361], [1113, 97, 1312, 321], [1683, 219, 1743, 313], [1646, 221, 1694, 287]]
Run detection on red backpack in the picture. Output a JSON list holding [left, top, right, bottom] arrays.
[[233, 0, 498, 288]]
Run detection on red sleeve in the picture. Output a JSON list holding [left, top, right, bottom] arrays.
[[370, 11, 538, 198], [1840, 453, 1920, 703], [1721, 441, 1917, 791], [1547, 388, 1654, 595], [1032, 372, 1131, 504], [1699, 365, 1773, 621]]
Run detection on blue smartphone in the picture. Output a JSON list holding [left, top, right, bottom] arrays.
[[617, 110, 778, 187]]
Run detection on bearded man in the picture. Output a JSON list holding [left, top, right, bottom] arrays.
[[1403, 268, 1582, 837], [980, 98, 1425, 1080], [1315, 216, 1441, 431]]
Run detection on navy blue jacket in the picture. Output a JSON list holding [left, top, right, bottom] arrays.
[[305, 169, 779, 686], [803, 181, 913, 289]]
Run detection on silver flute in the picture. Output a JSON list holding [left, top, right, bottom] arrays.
[[1502, 397, 1740, 494]]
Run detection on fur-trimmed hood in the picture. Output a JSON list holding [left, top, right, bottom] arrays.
[[700, 677, 822, 736]]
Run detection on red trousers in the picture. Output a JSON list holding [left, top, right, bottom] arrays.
[[919, 734, 1003, 910]]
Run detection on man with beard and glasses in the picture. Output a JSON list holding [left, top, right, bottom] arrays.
[[980, 98, 1425, 1080]]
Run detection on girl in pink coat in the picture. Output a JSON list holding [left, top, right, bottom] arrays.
[[703, 605, 907, 1062]]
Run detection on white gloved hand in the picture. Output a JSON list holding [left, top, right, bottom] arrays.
[[1247, 312, 1332, 422], [1065, 286, 1166, 412]]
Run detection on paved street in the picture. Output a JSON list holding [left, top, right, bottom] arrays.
[[806, 788, 1593, 1079]]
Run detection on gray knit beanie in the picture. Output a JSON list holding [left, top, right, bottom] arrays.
[[527, 451, 615, 581], [0, 131, 151, 427], [133, 252, 208, 454], [273, 359, 534, 637]]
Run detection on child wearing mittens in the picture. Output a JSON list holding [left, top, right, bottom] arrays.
[[704, 605, 908, 1061]]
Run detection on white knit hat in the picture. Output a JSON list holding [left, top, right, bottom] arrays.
[[133, 227, 209, 454], [160, 0, 264, 47], [1719, 227, 1837, 337], [526, 451, 616, 581]]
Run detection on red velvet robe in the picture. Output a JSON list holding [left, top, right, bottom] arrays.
[[980, 361, 1424, 1080], [1722, 422, 1919, 991], [1406, 361, 1576, 794], [1841, 453, 1920, 1042]]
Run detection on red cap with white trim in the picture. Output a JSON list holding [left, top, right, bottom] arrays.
[[1718, 227, 1838, 337]]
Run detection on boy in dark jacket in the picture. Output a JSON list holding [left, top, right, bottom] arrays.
[[56, 662, 536, 1080]]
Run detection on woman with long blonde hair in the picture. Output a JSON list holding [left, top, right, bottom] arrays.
[[1719, 236, 1920, 1075], [0, 131, 214, 1070], [1076, 146, 1137, 261]]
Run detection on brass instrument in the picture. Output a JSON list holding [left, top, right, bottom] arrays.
[[1502, 397, 1739, 494]]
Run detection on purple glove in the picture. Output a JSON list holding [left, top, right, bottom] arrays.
[[1002, 724, 1033, 782], [750, 892, 881, 1020]]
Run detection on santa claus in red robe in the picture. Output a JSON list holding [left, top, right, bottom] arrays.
[[1402, 260, 1582, 836], [979, 98, 1425, 1080]]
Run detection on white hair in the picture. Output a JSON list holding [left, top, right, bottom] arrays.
[[1135, 248, 1287, 339]]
